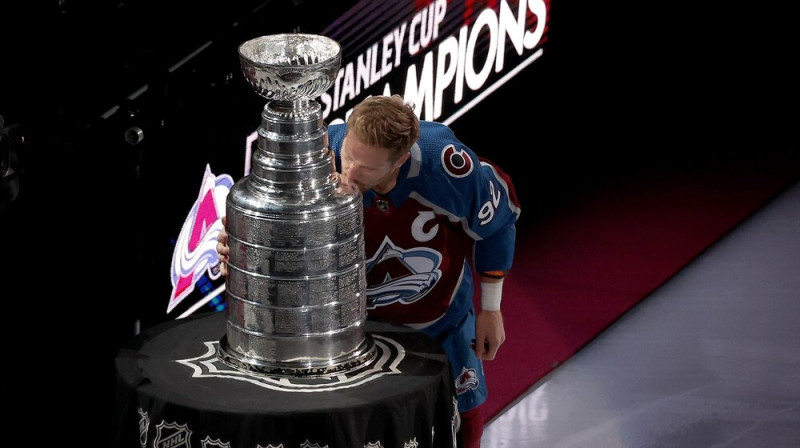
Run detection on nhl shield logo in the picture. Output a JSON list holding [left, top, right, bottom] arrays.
[[200, 436, 230, 448], [300, 441, 328, 448], [154, 421, 192, 448], [403, 438, 419, 448]]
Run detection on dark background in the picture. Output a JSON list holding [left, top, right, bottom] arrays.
[[0, 0, 794, 445]]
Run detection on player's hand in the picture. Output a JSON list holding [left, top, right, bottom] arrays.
[[217, 216, 230, 277], [475, 310, 505, 360]]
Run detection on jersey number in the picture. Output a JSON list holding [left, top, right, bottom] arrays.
[[478, 180, 501, 225]]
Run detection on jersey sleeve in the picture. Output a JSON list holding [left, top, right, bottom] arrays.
[[416, 122, 521, 273], [472, 157, 520, 273]]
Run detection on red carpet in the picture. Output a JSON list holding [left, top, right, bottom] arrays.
[[481, 152, 800, 423]]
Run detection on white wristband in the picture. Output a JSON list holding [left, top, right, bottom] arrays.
[[480, 280, 503, 311]]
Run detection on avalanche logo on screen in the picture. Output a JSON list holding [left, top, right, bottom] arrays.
[[168, 164, 233, 314]]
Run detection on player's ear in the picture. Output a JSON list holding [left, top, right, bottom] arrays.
[[394, 151, 411, 168]]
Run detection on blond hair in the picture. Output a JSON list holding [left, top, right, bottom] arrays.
[[346, 95, 421, 160]]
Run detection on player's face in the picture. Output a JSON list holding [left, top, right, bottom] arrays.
[[340, 135, 407, 194]]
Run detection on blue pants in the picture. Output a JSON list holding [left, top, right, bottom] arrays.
[[434, 306, 488, 413]]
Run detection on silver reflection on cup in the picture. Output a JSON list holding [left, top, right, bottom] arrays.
[[218, 34, 375, 376]]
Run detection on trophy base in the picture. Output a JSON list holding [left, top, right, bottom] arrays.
[[217, 333, 377, 377]]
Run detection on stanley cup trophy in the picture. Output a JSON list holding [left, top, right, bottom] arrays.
[[218, 34, 376, 376]]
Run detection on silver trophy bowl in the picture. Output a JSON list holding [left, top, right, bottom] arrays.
[[239, 33, 342, 103], [218, 34, 375, 376]]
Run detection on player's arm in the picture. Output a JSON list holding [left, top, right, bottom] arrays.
[[474, 271, 506, 360]]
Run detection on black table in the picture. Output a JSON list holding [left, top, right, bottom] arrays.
[[112, 312, 458, 448]]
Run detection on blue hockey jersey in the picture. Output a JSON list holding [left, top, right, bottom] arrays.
[[328, 121, 521, 338]]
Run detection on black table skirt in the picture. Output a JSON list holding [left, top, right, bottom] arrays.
[[112, 311, 459, 448]]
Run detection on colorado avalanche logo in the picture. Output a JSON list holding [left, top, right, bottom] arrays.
[[441, 145, 473, 178], [455, 367, 479, 394], [365, 237, 442, 308], [168, 164, 233, 313]]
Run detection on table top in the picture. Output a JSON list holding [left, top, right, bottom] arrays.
[[112, 311, 458, 448]]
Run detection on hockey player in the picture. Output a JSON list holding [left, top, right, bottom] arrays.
[[219, 94, 520, 447]]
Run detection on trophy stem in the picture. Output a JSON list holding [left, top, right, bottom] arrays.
[[264, 99, 321, 121]]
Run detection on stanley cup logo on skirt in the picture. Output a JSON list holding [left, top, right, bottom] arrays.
[[217, 34, 376, 376]]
